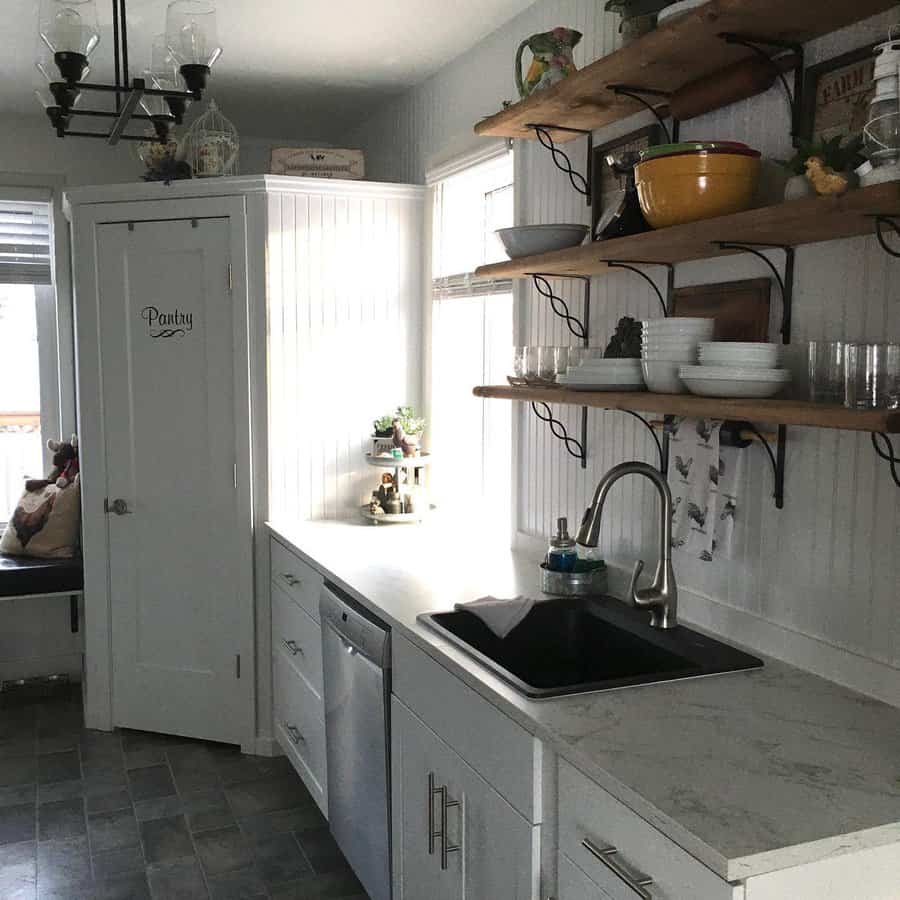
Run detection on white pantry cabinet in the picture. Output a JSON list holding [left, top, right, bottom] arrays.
[[391, 696, 540, 900], [65, 176, 424, 747]]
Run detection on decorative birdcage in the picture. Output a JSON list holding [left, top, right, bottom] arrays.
[[182, 99, 239, 178]]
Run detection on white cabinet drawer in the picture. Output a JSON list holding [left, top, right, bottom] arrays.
[[274, 652, 327, 815], [272, 583, 323, 698], [393, 634, 541, 823], [558, 853, 614, 900], [270, 538, 323, 622], [559, 760, 737, 900]]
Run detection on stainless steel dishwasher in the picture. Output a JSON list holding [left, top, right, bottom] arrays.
[[320, 582, 391, 900]]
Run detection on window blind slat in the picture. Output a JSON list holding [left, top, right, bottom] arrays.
[[0, 200, 51, 285]]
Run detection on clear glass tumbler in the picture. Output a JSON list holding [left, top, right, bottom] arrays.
[[553, 347, 570, 378], [808, 341, 846, 404], [844, 342, 900, 409], [525, 346, 545, 380], [512, 346, 527, 379]]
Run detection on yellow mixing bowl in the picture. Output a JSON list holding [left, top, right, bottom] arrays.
[[634, 151, 761, 229]]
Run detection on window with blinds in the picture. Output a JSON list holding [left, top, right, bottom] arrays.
[[0, 197, 54, 523], [0, 200, 52, 285], [428, 149, 514, 533]]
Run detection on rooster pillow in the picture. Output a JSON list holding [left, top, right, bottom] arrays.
[[1, 437, 81, 559]]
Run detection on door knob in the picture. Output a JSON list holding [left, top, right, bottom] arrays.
[[105, 498, 131, 516]]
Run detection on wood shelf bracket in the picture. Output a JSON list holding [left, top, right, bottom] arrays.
[[718, 34, 804, 142], [527, 124, 593, 204], [530, 274, 590, 340]]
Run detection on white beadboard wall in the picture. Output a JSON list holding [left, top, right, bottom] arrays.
[[342, 3, 900, 703], [266, 185, 424, 523]]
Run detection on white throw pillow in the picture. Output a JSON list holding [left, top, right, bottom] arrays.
[[0, 476, 81, 559]]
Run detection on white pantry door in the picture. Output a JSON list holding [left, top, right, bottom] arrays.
[[96, 217, 246, 744]]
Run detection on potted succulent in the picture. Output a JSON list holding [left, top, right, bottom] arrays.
[[778, 135, 865, 199], [393, 406, 426, 449], [372, 414, 394, 438], [604, 0, 674, 44]]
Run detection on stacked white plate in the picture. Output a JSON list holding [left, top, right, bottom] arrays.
[[557, 357, 644, 391], [681, 343, 791, 397], [698, 342, 781, 369], [641, 318, 715, 394]]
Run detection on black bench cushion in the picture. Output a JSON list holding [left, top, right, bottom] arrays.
[[0, 554, 84, 598]]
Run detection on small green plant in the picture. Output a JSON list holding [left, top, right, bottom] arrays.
[[372, 414, 394, 437], [778, 135, 865, 175], [372, 407, 427, 436], [395, 406, 426, 436]]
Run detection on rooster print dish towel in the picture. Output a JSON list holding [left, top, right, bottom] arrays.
[[668, 419, 742, 562]]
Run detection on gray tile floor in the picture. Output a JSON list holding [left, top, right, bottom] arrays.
[[0, 685, 369, 899]]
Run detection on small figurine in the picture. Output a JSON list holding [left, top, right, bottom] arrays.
[[369, 493, 385, 516], [805, 156, 850, 196]]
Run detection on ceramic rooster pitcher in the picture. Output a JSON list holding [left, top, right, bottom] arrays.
[[515, 27, 582, 99]]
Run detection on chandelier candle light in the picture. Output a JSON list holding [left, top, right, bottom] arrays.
[[36, 0, 222, 145]]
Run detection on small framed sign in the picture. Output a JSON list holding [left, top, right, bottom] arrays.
[[800, 44, 876, 144]]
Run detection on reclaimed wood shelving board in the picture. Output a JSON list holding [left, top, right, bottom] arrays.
[[474, 183, 900, 279], [472, 385, 900, 433], [474, 0, 899, 142]]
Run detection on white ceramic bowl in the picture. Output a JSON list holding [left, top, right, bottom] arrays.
[[562, 371, 645, 384], [496, 224, 590, 259], [679, 365, 791, 398], [641, 359, 687, 393], [642, 347, 697, 363], [573, 358, 642, 370], [642, 317, 715, 336]]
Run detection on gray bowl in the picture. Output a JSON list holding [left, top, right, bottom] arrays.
[[540, 561, 608, 597], [496, 224, 590, 259]]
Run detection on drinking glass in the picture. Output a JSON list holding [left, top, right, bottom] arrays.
[[808, 341, 846, 404], [844, 343, 900, 409], [525, 346, 545, 380], [553, 347, 570, 377], [512, 346, 527, 379]]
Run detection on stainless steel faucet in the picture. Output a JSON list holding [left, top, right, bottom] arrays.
[[576, 461, 678, 629]]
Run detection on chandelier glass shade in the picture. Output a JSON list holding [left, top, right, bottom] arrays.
[[35, 0, 221, 145]]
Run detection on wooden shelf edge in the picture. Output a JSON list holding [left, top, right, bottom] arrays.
[[473, 385, 900, 434], [474, 0, 898, 142], [475, 183, 900, 280]]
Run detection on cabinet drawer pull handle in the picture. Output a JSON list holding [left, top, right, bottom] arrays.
[[282, 639, 303, 656], [439, 785, 461, 871], [281, 573, 300, 586], [428, 773, 438, 855], [284, 722, 305, 746], [581, 839, 653, 899]]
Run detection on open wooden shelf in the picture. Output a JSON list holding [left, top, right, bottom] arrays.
[[473, 385, 900, 433], [475, 183, 900, 279], [475, 0, 897, 142]]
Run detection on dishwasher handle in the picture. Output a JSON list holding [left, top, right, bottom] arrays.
[[320, 582, 391, 669]]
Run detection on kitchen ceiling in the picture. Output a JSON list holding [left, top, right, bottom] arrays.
[[3, 0, 537, 140]]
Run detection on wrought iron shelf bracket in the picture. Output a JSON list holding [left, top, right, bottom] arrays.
[[872, 433, 900, 489], [713, 241, 795, 343], [527, 124, 593, 204], [607, 85, 678, 143], [531, 401, 587, 467], [606, 261, 673, 318], [530, 274, 589, 340], [870, 215, 900, 258], [718, 33, 804, 142]]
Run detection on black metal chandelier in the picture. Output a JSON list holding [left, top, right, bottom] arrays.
[[36, 0, 223, 145]]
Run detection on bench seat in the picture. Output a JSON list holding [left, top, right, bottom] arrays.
[[0, 555, 83, 599]]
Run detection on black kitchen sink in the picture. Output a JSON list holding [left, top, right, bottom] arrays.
[[419, 595, 762, 698]]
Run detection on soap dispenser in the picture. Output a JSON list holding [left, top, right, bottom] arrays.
[[547, 517, 578, 572]]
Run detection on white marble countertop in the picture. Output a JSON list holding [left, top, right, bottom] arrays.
[[267, 517, 900, 883]]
